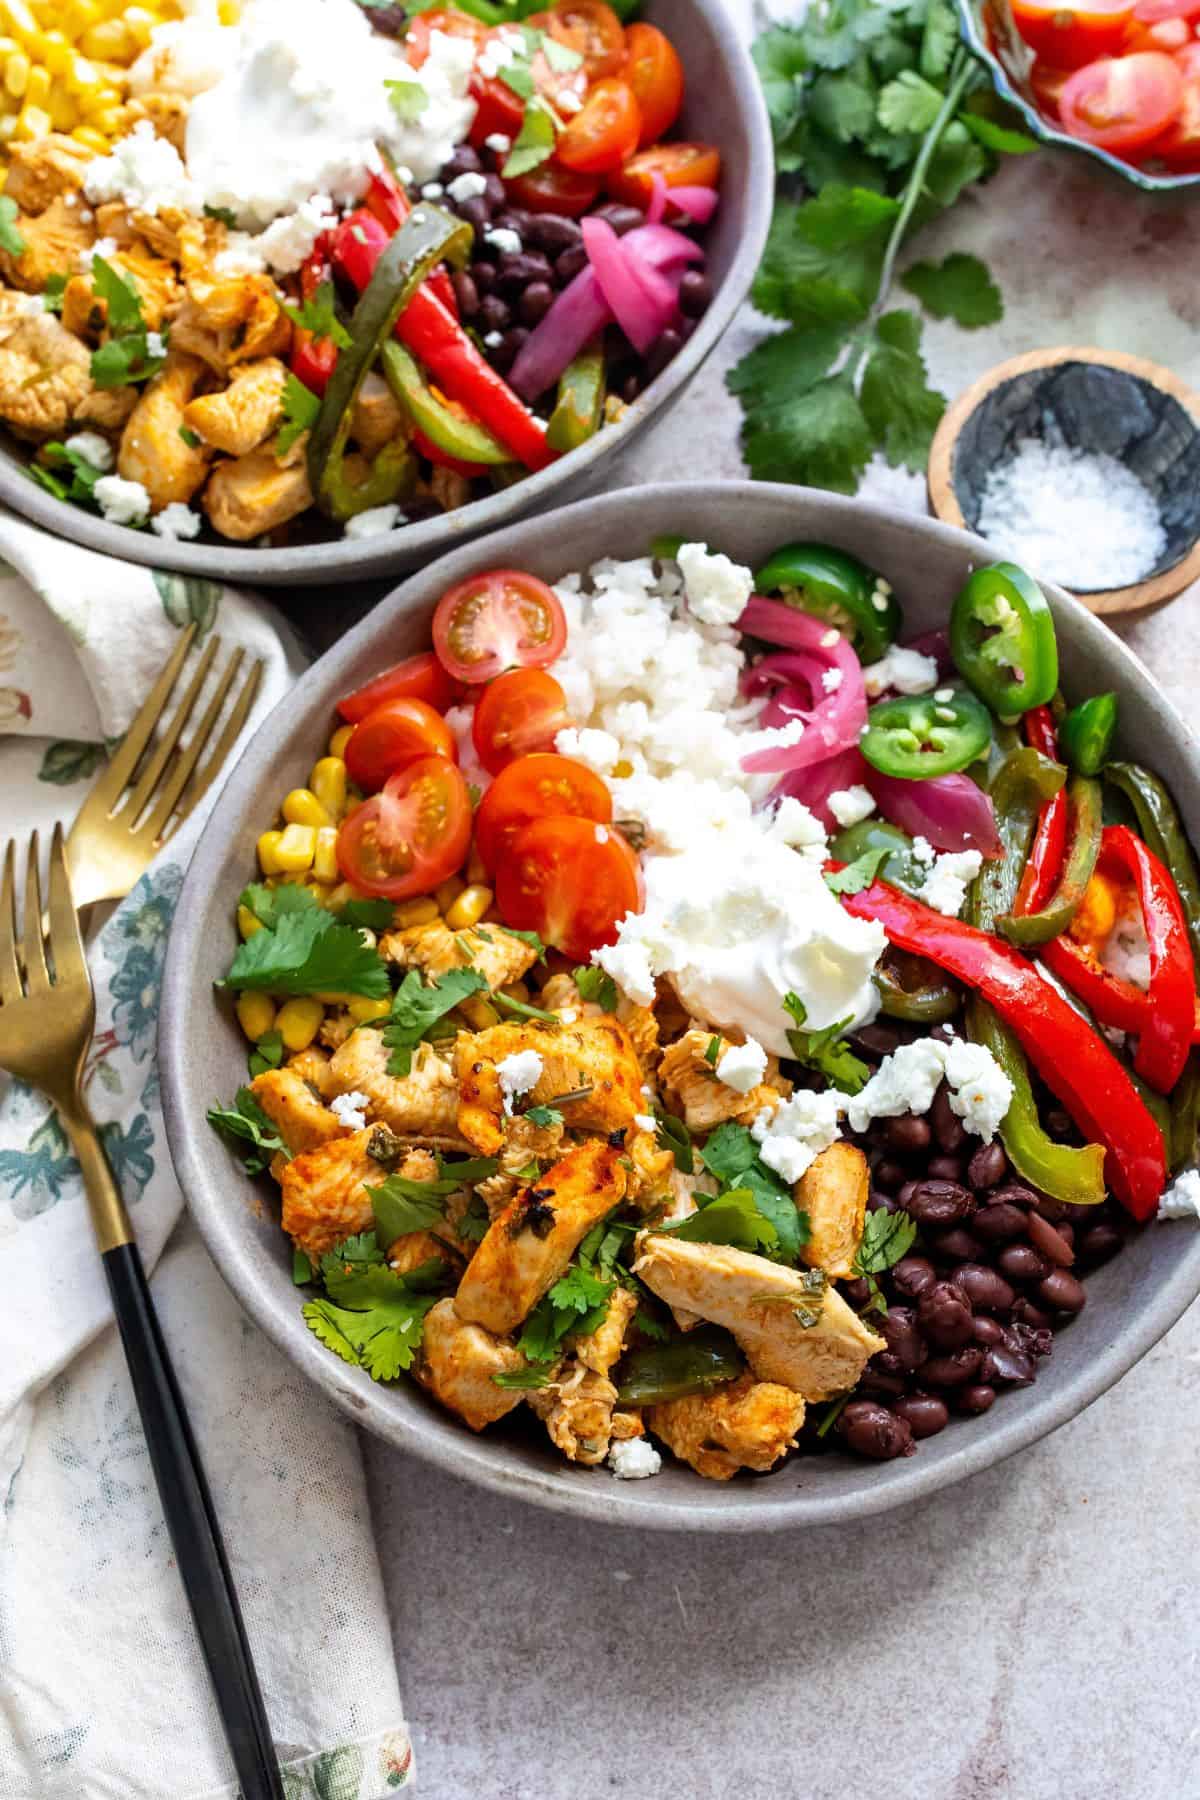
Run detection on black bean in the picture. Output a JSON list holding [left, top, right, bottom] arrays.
[[998, 1243, 1051, 1284], [842, 1276, 872, 1307], [497, 249, 554, 291], [967, 1141, 1008, 1190], [491, 326, 528, 370], [1032, 1193, 1069, 1222], [459, 195, 492, 236], [1038, 1269, 1087, 1315], [879, 1305, 927, 1372], [645, 328, 683, 380], [493, 206, 532, 237], [441, 144, 482, 180], [556, 244, 588, 282], [989, 1183, 1039, 1211], [518, 281, 556, 325], [892, 1254, 937, 1299], [905, 1179, 975, 1228], [1007, 1322, 1053, 1359], [980, 1344, 1036, 1388], [928, 1226, 984, 1262], [867, 1188, 900, 1214], [956, 1383, 996, 1415], [884, 1114, 932, 1156], [928, 1154, 966, 1183], [1028, 1211, 1075, 1267], [859, 1368, 907, 1398], [471, 260, 497, 296], [478, 294, 511, 332], [897, 1179, 919, 1209], [1077, 1221, 1123, 1267], [952, 1263, 1016, 1313], [1011, 1297, 1053, 1330], [451, 270, 480, 319], [483, 172, 506, 209], [620, 374, 641, 404], [525, 212, 582, 255], [677, 269, 712, 318], [920, 1346, 984, 1388], [972, 1315, 1005, 1346], [872, 1158, 906, 1194], [851, 1022, 905, 1059], [839, 1401, 915, 1460], [973, 1202, 1029, 1244], [893, 1395, 949, 1439], [931, 1082, 967, 1153], [1045, 1107, 1073, 1138], [593, 201, 644, 235], [917, 1280, 975, 1350]]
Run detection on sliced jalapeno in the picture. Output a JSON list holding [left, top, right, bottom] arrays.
[[1060, 692, 1117, 777], [950, 562, 1059, 716], [753, 542, 901, 662], [874, 947, 961, 1023], [860, 688, 992, 781]]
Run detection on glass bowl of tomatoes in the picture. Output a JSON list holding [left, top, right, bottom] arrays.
[[958, 0, 1200, 187]]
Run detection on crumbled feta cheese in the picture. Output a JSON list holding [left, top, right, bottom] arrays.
[[330, 1090, 370, 1130], [821, 667, 844, 694], [911, 835, 936, 867], [715, 1037, 768, 1094], [63, 431, 113, 472], [862, 645, 939, 698], [751, 1089, 842, 1184], [344, 504, 401, 538], [84, 120, 200, 215], [827, 785, 876, 829], [634, 1112, 657, 1132], [15, 292, 44, 316], [677, 541, 754, 626], [422, 181, 445, 198], [942, 1038, 1012, 1142], [486, 225, 522, 255], [484, 132, 511, 152], [847, 1037, 1012, 1142], [80, 236, 119, 271], [145, 330, 166, 358], [477, 35, 515, 76], [150, 501, 203, 541], [558, 88, 583, 113], [913, 848, 983, 917], [609, 1438, 662, 1479], [1159, 1167, 1200, 1220], [497, 1049, 543, 1113], [483, 329, 503, 348], [93, 475, 151, 527], [217, 194, 339, 276]]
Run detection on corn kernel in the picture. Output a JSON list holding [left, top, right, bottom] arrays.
[[63, 0, 101, 29], [14, 102, 49, 137], [460, 995, 500, 1030], [256, 829, 285, 876], [237, 903, 264, 940], [310, 756, 348, 820], [24, 61, 47, 103], [217, 0, 241, 24], [47, 87, 77, 129], [313, 824, 339, 884], [324, 880, 359, 911], [70, 123, 108, 152], [1, 1, 39, 45], [281, 786, 333, 830], [78, 81, 120, 116], [276, 997, 324, 1053], [0, 36, 17, 56], [445, 884, 493, 931], [63, 49, 98, 89], [81, 18, 131, 58], [93, 102, 126, 135], [393, 896, 439, 928], [500, 981, 530, 1004], [466, 844, 487, 886], [349, 996, 391, 1024], [0, 112, 16, 139], [274, 823, 317, 872], [328, 723, 353, 758], [123, 7, 157, 47], [236, 991, 277, 1043], [435, 875, 464, 911], [5, 50, 29, 96]]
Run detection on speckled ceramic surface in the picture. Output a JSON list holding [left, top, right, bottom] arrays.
[[0, 0, 770, 587], [157, 480, 1200, 1531]]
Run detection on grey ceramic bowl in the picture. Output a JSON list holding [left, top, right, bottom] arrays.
[[0, 0, 769, 588], [160, 481, 1200, 1531]]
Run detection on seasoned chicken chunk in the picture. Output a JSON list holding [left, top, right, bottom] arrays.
[[202, 440, 312, 540], [454, 1140, 627, 1335], [184, 356, 287, 456], [570, 1283, 638, 1375], [286, 1045, 335, 1100], [380, 918, 539, 994], [125, 93, 189, 157], [658, 1029, 783, 1134], [328, 1029, 467, 1148], [455, 1017, 643, 1156], [617, 998, 660, 1076], [475, 1112, 566, 1215], [798, 1142, 868, 1280], [74, 383, 139, 433], [633, 1236, 884, 1401], [0, 195, 94, 292], [250, 1066, 346, 1158], [649, 1374, 806, 1481], [388, 1228, 456, 1278], [0, 302, 92, 441], [112, 242, 180, 332], [351, 370, 406, 456], [280, 1129, 379, 1261], [3, 133, 91, 214], [61, 274, 106, 341], [415, 1298, 526, 1431], [118, 354, 210, 509], [528, 1367, 619, 1465]]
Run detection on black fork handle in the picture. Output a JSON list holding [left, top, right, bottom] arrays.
[[103, 1241, 285, 1800]]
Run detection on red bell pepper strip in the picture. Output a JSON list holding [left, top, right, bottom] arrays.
[[841, 878, 1168, 1218], [1012, 704, 1068, 915], [1042, 825, 1197, 1093], [331, 210, 552, 470], [288, 239, 338, 396], [365, 168, 458, 314]]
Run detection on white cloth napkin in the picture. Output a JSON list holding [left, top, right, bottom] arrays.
[[0, 512, 415, 1800]]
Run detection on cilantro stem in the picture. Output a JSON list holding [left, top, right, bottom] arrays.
[[871, 50, 975, 328]]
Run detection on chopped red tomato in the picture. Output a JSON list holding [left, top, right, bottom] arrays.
[[433, 569, 567, 685], [608, 140, 721, 207], [472, 669, 571, 775], [343, 697, 456, 794], [336, 757, 471, 899], [548, 0, 627, 77], [474, 752, 611, 873], [622, 22, 685, 146], [496, 814, 643, 962], [336, 652, 459, 724], [558, 78, 642, 173], [1060, 49, 1182, 148], [507, 161, 602, 214]]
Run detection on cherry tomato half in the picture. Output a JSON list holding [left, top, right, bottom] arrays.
[[607, 140, 721, 208], [507, 161, 602, 214], [1126, 13, 1190, 48], [469, 71, 526, 147], [474, 752, 611, 873], [336, 651, 459, 724], [497, 814, 643, 962], [1060, 49, 1182, 149], [472, 669, 572, 776], [623, 22, 684, 146], [1154, 62, 1200, 161], [1031, 58, 1073, 115], [1134, 0, 1200, 22], [549, 0, 627, 78], [336, 756, 472, 899], [343, 697, 456, 794], [405, 8, 488, 67], [433, 568, 568, 685], [1012, 0, 1133, 66], [558, 78, 642, 173]]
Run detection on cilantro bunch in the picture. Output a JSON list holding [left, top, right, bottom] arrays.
[[731, 0, 1037, 494]]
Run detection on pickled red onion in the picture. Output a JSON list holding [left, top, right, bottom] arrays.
[[867, 769, 1002, 857], [581, 216, 679, 354]]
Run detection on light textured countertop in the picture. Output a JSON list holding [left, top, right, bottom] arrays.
[[364, 12, 1200, 1794]]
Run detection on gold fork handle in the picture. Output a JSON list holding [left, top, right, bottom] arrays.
[[59, 1103, 134, 1253]]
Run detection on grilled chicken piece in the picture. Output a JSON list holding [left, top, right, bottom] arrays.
[[798, 1142, 868, 1280], [380, 918, 539, 995], [633, 1236, 885, 1401], [2, 133, 91, 214], [250, 1066, 346, 1159], [415, 1298, 526, 1431], [74, 383, 139, 433], [537, 971, 591, 1015], [0, 194, 94, 292], [475, 1112, 566, 1215], [125, 92, 189, 156], [454, 1139, 627, 1335], [280, 1129, 379, 1261], [232, 280, 291, 364], [202, 440, 313, 541], [328, 1029, 467, 1148], [569, 1283, 638, 1375], [112, 241, 180, 332], [648, 1374, 806, 1481], [351, 371, 406, 456], [528, 1367, 620, 1465], [625, 1126, 674, 1209], [617, 997, 660, 1075], [658, 1029, 783, 1134], [184, 355, 287, 456], [0, 303, 92, 440], [286, 1045, 336, 1100], [388, 1228, 456, 1278], [118, 353, 210, 509], [60, 274, 106, 341], [455, 1017, 643, 1156]]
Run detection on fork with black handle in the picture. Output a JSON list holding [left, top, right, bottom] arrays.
[[0, 826, 284, 1800]]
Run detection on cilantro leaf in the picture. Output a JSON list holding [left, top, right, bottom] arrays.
[[900, 252, 1003, 328], [204, 203, 239, 227], [825, 845, 889, 896], [698, 1121, 808, 1263], [573, 964, 617, 1010], [380, 966, 488, 1074], [733, 360, 874, 494], [37, 440, 104, 505], [368, 1170, 450, 1244], [207, 1087, 286, 1175], [493, 989, 559, 1023], [0, 194, 24, 258], [42, 272, 67, 315], [809, 65, 878, 146], [542, 34, 582, 71], [458, 1194, 490, 1244], [517, 1262, 615, 1362], [92, 256, 143, 333], [923, 121, 989, 208], [304, 1249, 440, 1380], [662, 1187, 780, 1254], [784, 1013, 871, 1096], [90, 332, 166, 390], [248, 1027, 284, 1080], [293, 1247, 314, 1285], [920, 0, 959, 78], [337, 897, 396, 930], [854, 1207, 918, 1276], [524, 1104, 563, 1128], [385, 76, 429, 122], [224, 902, 390, 998], [239, 881, 323, 928], [277, 372, 321, 455], [504, 925, 546, 959], [179, 424, 201, 448], [655, 1109, 693, 1174], [877, 69, 944, 135], [280, 278, 352, 349], [503, 97, 557, 177], [859, 308, 945, 472]]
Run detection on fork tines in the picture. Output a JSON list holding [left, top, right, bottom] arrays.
[[0, 825, 86, 1007]]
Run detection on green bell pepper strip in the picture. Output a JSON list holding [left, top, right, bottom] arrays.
[[309, 206, 472, 521], [545, 342, 605, 454], [1104, 761, 1200, 966], [1170, 1050, 1200, 1171], [874, 948, 960, 1023], [861, 688, 992, 781], [830, 818, 919, 889], [975, 746, 1065, 925], [380, 340, 510, 465], [950, 562, 1059, 716], [753, 542, 900, 662], [1060, 692, 1117, 776], [999, 773, 1103, 947], [616, 1325, 744, 1405]]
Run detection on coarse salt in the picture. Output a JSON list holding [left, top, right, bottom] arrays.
[[977, 437, 1166, 592]]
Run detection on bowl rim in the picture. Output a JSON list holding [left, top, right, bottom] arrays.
[[927, 344, 1200, 617], [0, 0, 772, 587], [159, 479, 1200, 1531]]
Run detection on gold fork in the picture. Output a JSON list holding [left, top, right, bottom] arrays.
[[67, 623, 263, 910], [0, 826, 283, 1799]]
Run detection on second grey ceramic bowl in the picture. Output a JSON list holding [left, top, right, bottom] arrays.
[[160, 481, 1200, 1531], [0, 0, 770, 587]]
